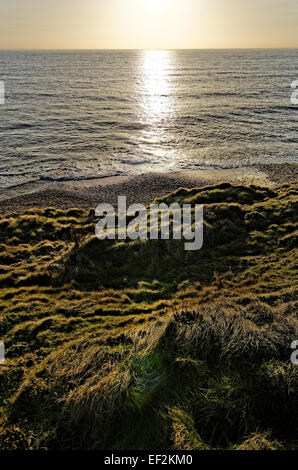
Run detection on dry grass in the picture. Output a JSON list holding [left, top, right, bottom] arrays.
[[0, 183, 297, 450]]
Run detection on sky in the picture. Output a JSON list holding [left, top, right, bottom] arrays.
[[0, 0, 297, 49]]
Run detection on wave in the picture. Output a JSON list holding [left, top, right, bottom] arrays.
[[1, 159, 296, 192], [39, 173, 120, 183], [2, 123, 34, 131]]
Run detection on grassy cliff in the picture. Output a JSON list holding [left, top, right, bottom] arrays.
[[0, 182, 297, 450]]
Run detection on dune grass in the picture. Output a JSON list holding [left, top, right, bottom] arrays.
[[0, 182, 297, 450]]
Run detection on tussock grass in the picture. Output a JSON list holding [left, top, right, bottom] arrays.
[[0, 183, 297, 450]]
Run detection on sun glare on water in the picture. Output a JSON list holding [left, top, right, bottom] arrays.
[[135, 50, 178, 166], [139, 50, 173, 126]]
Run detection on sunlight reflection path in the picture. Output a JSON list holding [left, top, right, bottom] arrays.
[[140, 50, 173, 124], [136, 50, 178, 166]]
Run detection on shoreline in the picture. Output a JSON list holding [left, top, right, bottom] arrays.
[[0, 163, 296, 214]]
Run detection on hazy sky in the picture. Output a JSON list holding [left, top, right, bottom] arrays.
[[0, 0, 298, 49]]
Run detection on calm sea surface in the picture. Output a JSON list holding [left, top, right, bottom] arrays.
[[0, 49, 297, 190]]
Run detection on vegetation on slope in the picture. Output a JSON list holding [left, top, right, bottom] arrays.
[[0, 183, 297, 450]]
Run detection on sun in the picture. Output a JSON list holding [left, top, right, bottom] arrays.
[[145, 0, 168, 10]]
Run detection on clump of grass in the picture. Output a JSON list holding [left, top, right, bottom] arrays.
[[169, 407, 211, 450], [235, 432, 284, 451]]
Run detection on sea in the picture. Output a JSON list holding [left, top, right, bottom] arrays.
[[0, 49, 297, 191]]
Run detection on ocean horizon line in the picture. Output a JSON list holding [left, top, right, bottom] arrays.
[[1, 47, 298, 52]]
